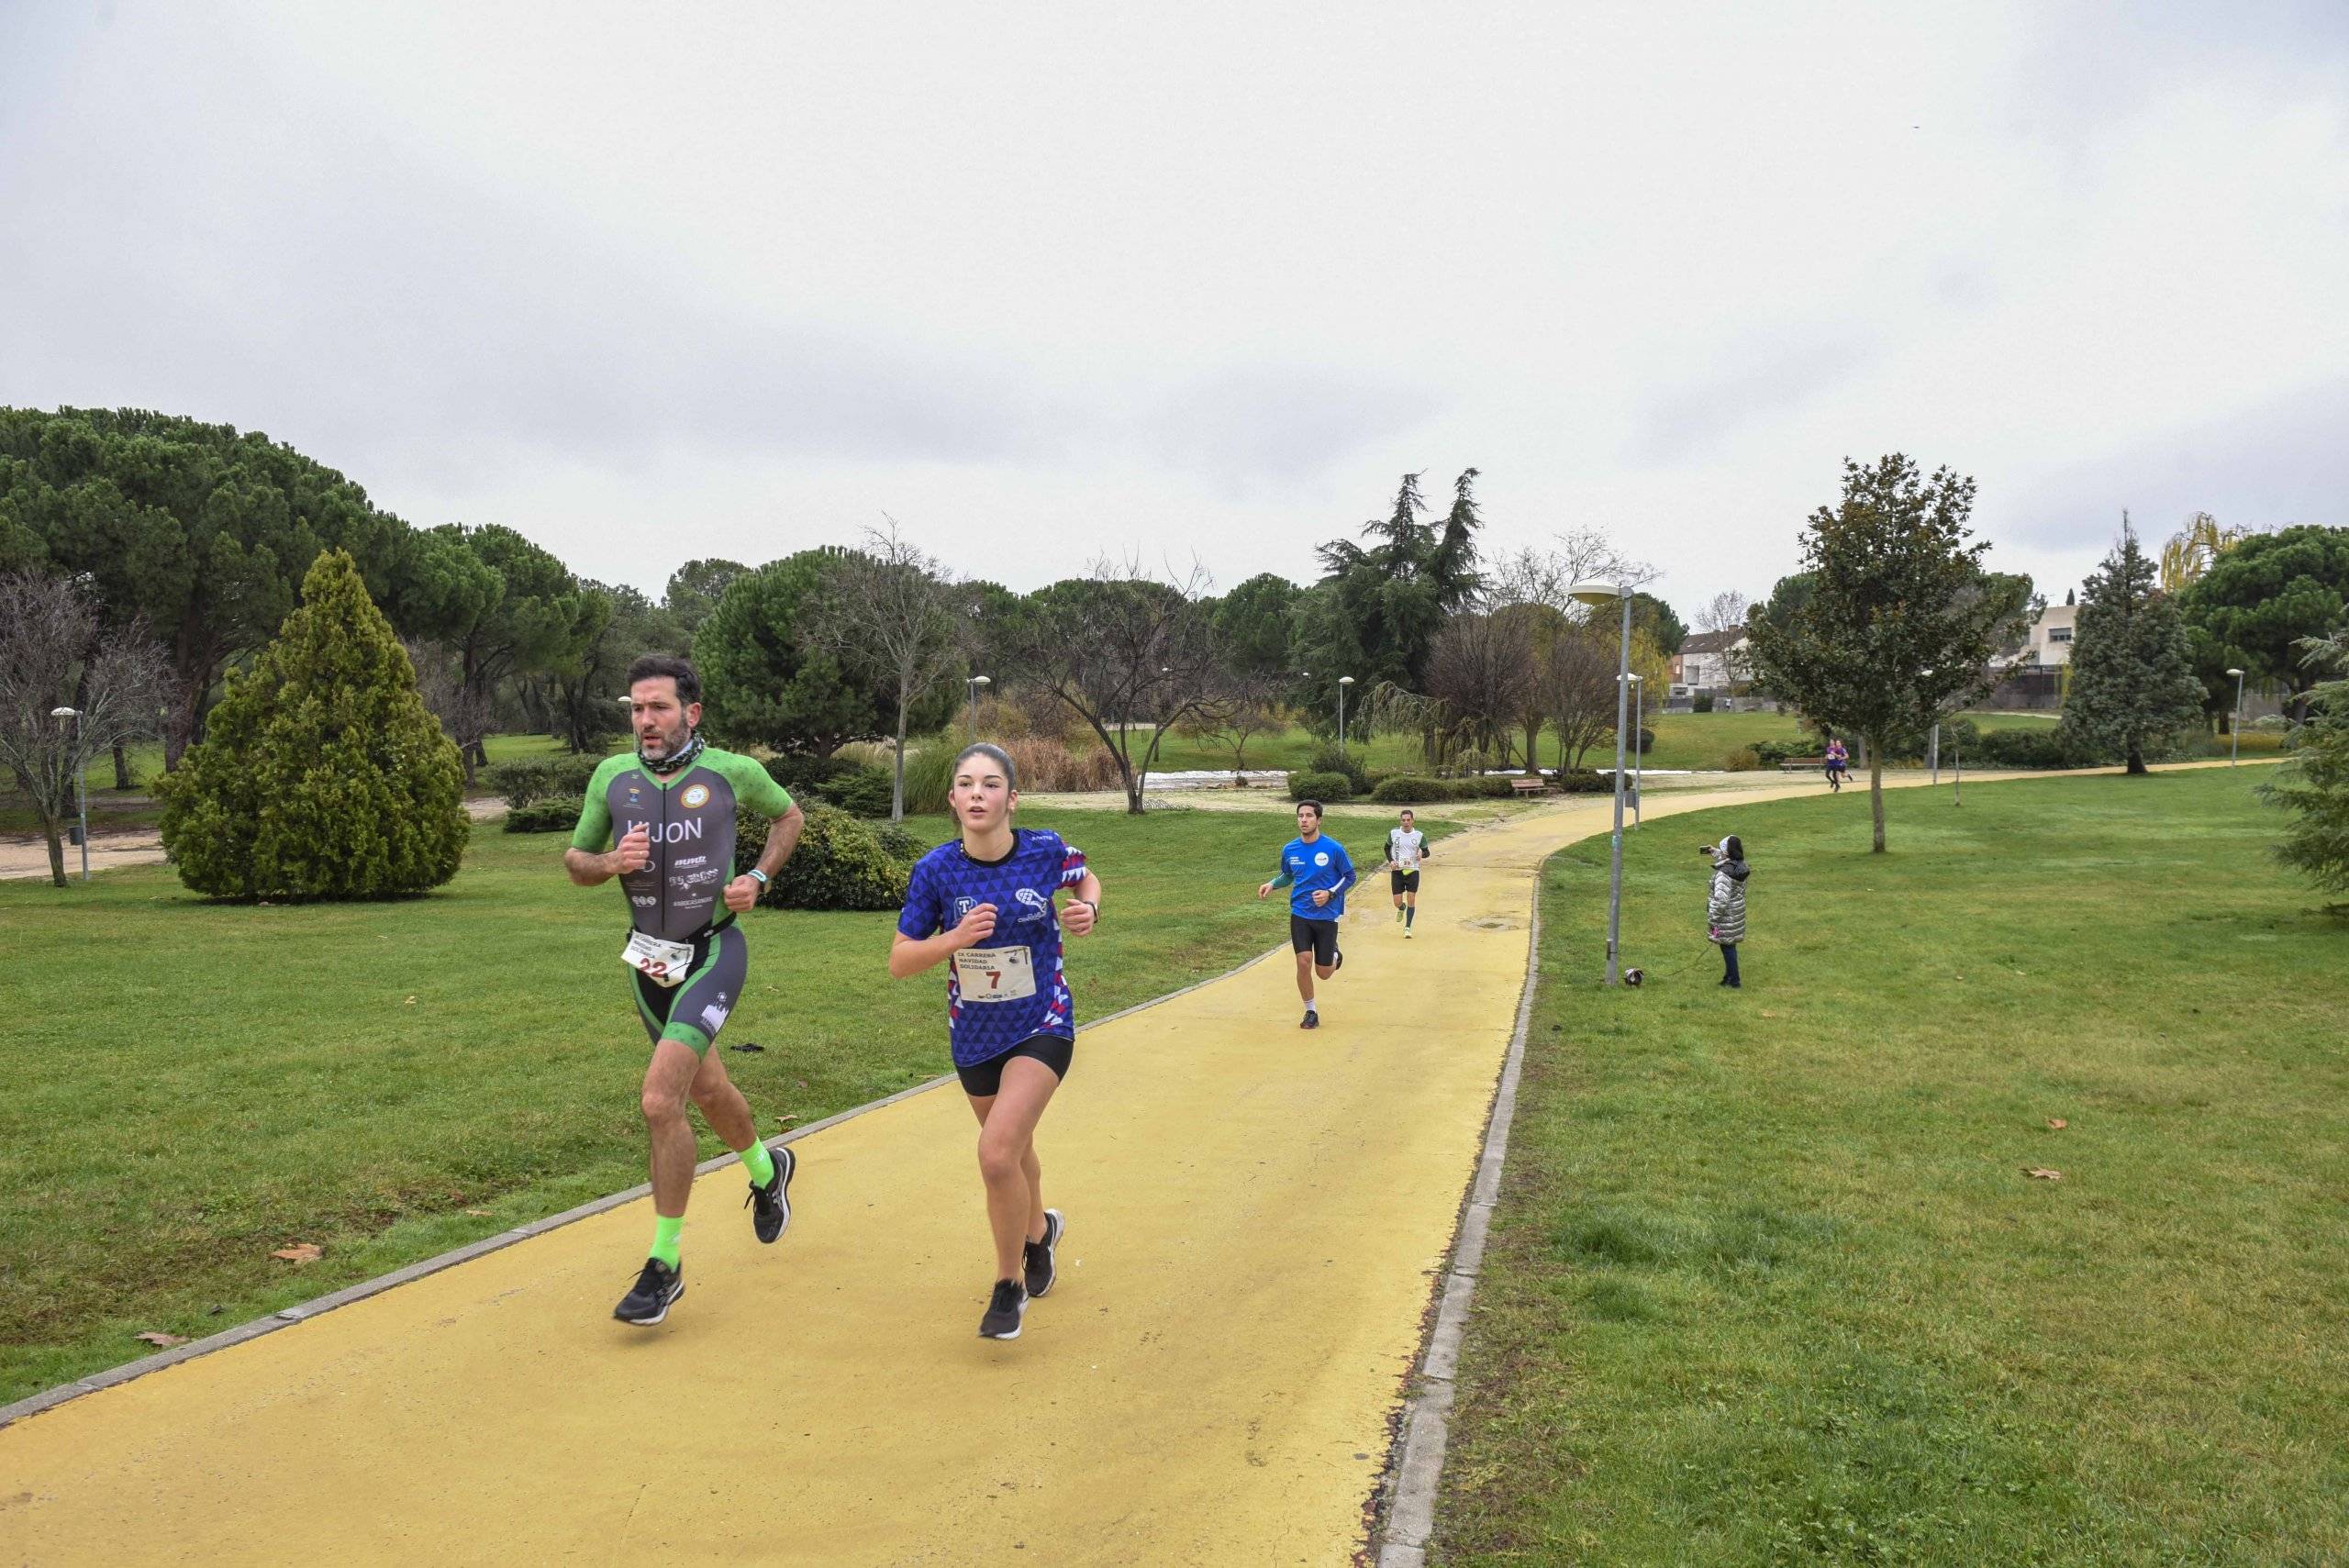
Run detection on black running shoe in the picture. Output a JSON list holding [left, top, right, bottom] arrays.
[[978, 1278, 1028, 1340], [744, 1143, 795, 1244], [614, 1258, 684, 1326], [1331, 947, 1344, 973], [1023, 1209, 1063, 1298], [1300, 1009, 1319, 1029]]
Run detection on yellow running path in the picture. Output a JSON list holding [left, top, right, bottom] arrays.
[[0, 773, 2118, 1564]]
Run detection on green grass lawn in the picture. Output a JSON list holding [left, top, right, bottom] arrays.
[[0, 805, 1456, 1405], [1431, 768, 2348, 1564]]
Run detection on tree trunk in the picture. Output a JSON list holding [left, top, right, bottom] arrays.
[[1868, 740, 1887, 853], [2126, 742, 2147, 775], [891, 698, 909, 823], [112, 741, 131, 791], [44, 817, 68, 887]]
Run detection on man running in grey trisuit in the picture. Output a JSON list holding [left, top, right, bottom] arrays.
[[564, 654, 806, 1326], [1384, 807, 1430, 938]]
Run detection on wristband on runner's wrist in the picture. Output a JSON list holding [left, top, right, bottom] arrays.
[[746, 868, 770, 887]]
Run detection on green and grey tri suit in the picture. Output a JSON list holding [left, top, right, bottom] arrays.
[[572, 746, 795, 1054]]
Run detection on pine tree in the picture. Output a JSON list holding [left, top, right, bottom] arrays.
[[158, 550, 469, 898], [2059, 517, 2206, 774], [2259, 628, 2349, 900]]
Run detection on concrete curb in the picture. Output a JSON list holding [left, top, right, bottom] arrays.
[[0, 937, 1295, 1432], [1372, 849, 1552, 1567]]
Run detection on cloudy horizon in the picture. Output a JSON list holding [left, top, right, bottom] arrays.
[[3, 2, 2343, 618]]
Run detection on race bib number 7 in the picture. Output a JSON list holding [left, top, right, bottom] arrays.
[[622, 930, 696, 989], [952, 944, 1036, 1003]]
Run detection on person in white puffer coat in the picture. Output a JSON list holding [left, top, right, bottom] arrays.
[[1704, 835, 1749, 989]]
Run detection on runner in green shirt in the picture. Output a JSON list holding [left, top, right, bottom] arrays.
[[564, 654, 805, 1326]]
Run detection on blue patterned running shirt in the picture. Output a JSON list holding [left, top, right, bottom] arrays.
[[898, 828, 1090, 1067]]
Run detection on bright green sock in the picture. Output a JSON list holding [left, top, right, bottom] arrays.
[[740, 1140, 775, 1187], [651, 1215, 684, 1269]]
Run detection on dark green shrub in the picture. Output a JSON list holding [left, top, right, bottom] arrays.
[[504, 800, 580, 834], [1548, 768, 1610, 793], [1371, 776, 1458, 804], [1307, 741, 1371, 796], [156, 550, 468, 899], [1748, 739, 1806, 767], [1469, 774, 1517, 797], [871, 819, 930, 865], [764, 751, 860, 800], [1288, 770, 1353, 803], [734, 802, 910, 912], [1972, 726, 2101, 769], [818, 764, 896, 817], [485, 752, 604, 809], [1692, 694, 1715, 713]]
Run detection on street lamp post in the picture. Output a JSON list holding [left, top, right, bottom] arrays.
[[1338, 675, 1355, 757], [1570, 580, 1633, 985], [966, 673, 991, 743], [50, 706, 88, 884], [2227, 668, 2245, 766]]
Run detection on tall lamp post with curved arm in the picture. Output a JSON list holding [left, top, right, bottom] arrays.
[[1569, 580, 1634, 985]]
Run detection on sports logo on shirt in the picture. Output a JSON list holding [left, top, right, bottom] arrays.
[[1314, 851, 1330, 867], [681, 784, 710, 808], [1016, 887, 1051, 922], [952, 895, 978, 922]]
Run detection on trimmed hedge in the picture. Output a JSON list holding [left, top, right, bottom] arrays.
[[485, 752, 604, 810], [503, 800, 580, 834], [1369, 774, 1525, 803], [1969, 726, 2103, 769], [1287, 770, 1353, 803], [734, 801, 910, 912], [1548, 768, 1611, 793]]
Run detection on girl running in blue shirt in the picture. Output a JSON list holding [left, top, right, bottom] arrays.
[[890, 743, 1103, 1340]]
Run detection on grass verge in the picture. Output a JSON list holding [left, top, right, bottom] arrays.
[[1431, 767, 2347, 1565]]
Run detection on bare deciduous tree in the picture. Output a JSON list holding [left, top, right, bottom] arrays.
[[1488, 532, 1657, 621], [1017, 555, 1224, 814], [1539, 620, 1623, 769], [1426, 609, 1537, 767], [1177, 677, 1286, 785], [0, 573, 171, 886], [806, 518, 968, 822]]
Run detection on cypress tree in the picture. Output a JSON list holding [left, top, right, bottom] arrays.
[[158, 550, 469, 898], [2060, 518, 2206, 775], [2259, 629, 2349, 899]]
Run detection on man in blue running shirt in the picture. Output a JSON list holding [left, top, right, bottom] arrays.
[[1256, 799, 1356, 1029]]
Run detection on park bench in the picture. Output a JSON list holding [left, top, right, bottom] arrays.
[[1508, 775, 1549, 796], [1778, 757, 1828, 773]]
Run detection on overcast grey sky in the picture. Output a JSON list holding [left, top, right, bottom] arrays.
[[4, 3, 2344, 618]]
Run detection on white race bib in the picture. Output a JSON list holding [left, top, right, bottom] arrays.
[[952, 944, 1036, 1003], [622, 930, 696, 989]]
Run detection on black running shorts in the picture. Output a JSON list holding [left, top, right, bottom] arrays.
[[956, 1033, 1074, 1097], [630, 921, 747, 1056], [1289, 913, 1340, 966], [1389, 870, 1420, 895]]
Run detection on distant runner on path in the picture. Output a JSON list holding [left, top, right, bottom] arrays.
[[564, 654, 805, 1328], [1383, 808, 1430, 939], [1258, 799, 1356, 1029], [890, 743, 1102, 1342]]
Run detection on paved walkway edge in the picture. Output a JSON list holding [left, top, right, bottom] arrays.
[[1373, 848, 1551, 1568], [0, 940, 1292, 1432]]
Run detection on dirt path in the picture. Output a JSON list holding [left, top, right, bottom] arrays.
[[0, 799, 511, 882]]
